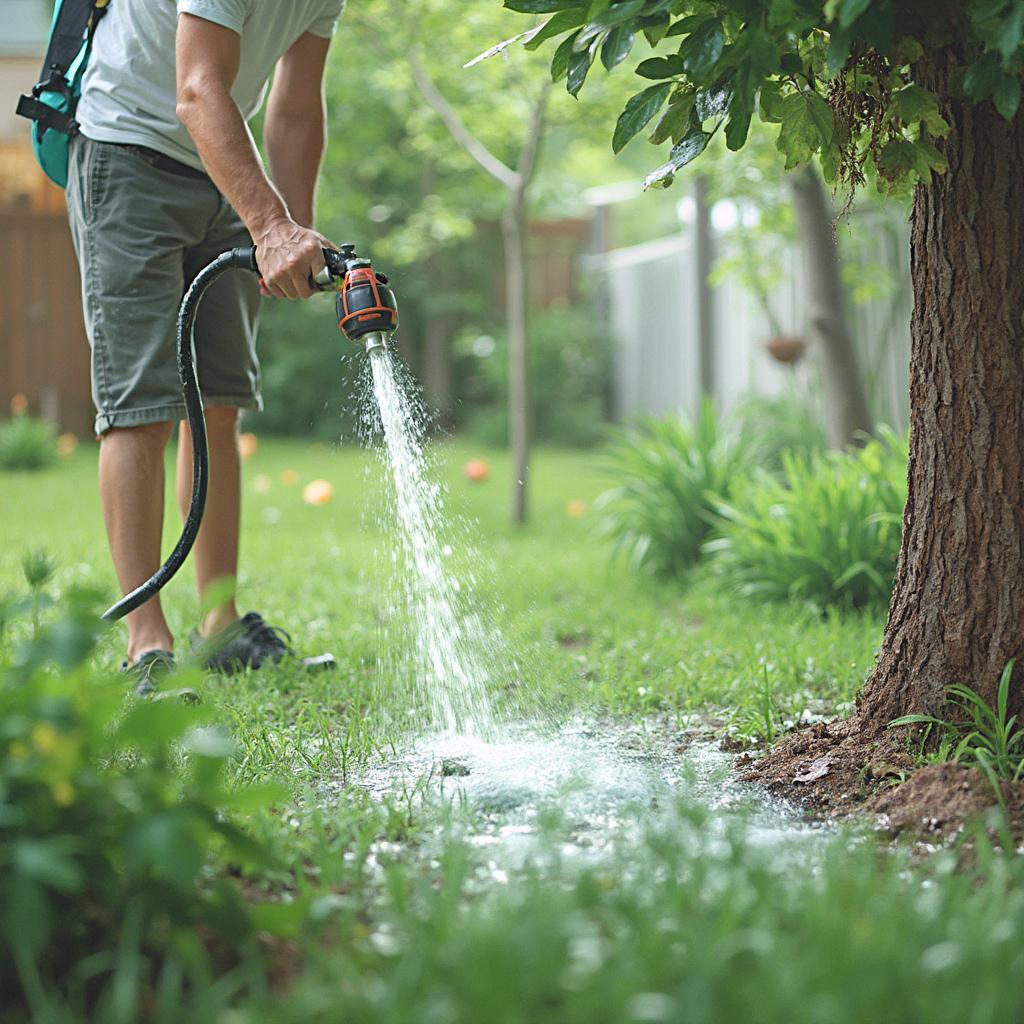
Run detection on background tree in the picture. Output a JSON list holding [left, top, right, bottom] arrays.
[[497, 0, 1024, 743]]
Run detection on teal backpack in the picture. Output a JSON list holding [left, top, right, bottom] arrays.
[[15, 0, 110, 189]]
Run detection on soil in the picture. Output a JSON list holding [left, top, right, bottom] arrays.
[[740, 715, 1024, 847]]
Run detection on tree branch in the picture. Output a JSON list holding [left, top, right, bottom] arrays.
[[513, 78, 552, 197], [408, 49, 520, 191]]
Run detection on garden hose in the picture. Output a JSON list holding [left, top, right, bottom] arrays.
[[101, 243, 399, 622]]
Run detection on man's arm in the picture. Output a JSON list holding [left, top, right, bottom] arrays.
[[264, 31, 330, 231], [175, 14, 330, 299]]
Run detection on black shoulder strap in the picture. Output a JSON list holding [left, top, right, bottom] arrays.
[[39, 0, 105, 79]]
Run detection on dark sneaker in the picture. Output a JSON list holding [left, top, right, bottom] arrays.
[[122, 650, 200, 703], [194, 612, 336, 676]]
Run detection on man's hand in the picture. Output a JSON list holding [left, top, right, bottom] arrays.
[[253, 217, 335, 300]]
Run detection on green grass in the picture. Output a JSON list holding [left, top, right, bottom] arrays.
[[9, 439, 1024, 1022], [0, 438, 880, 749]]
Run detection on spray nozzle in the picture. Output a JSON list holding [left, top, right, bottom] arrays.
[[237, 243, 399, 355]]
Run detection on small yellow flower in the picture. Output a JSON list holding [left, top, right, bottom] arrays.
[[51, 780, 76, 807], [31, 722, 59, 754]]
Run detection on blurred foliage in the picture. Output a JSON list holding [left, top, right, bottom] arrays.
[[707, 427, 908, 611], [249, 296, 368, 442], [459, 305, 612, 446], [0, 415, 57, 472], [0, 568, 286, 1021], [596, 399, 746, 576], [731, 393, 827, 474]]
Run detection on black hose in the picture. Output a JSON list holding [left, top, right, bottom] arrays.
[[102, 246, 258, 621]]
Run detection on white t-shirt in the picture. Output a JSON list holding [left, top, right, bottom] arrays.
[[77, 0, 344, 170]]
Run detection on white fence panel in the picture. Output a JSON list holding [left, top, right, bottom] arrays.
[[590, 204, 912, 431]]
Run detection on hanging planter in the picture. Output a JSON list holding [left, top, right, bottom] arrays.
[[764, 335, 806, 365]]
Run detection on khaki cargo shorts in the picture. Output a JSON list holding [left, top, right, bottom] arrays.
[[67, 134, 262, 436]]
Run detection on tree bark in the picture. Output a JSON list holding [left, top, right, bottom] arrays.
[[856, 49, 1024, 734], [421, 254, 453, 415], [788, 164, 874, 449]]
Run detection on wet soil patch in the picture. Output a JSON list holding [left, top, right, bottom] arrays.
[[742, 714, 1024, 846]]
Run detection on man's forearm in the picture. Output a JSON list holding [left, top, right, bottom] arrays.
[[264, 107, 325, 230], [176, 80, 290, 239]]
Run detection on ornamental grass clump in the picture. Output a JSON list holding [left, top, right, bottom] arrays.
[[0, 415, 57, 472], [705, 428, 907, 611], [596, 399, 746, 577]]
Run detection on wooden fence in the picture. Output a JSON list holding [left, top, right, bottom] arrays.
[[1, 202, 93, 436]]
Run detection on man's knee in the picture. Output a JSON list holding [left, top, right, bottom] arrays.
[[102, 420, 175, 447]]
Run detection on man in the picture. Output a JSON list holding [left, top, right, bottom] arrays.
[[67, 0, 344, 692]]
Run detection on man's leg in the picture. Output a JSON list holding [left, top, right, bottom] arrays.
[[176, 405, 242, 637], [99, 421, 176, 660]]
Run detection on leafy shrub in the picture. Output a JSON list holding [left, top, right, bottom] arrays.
[[596, 399, 746, 576], [731, 393, 827, 474], [0, 575, 278, 1021], [705, 428, 907, 610], [459, 306, 612, 447], [0, 415, 57, 471]]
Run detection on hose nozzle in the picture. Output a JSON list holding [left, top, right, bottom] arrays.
[[362, 331, 389, 355]]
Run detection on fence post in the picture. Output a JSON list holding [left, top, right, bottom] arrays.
[[693, 175, 715, 401]]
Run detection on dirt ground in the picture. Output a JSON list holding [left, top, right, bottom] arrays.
[[740, 716, 1024, 847]]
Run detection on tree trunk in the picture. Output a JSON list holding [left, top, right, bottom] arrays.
[[503, 191, 530, 525], [856, 48, 1024, 734], [788, 164, 873, 449], [421, 254, 453, 415]]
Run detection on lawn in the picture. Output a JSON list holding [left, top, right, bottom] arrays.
[[5, 439, 1024, 1022]]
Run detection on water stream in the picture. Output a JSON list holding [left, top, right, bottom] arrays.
[[367, 349, 499, 735], [357, 346, 808, 869]]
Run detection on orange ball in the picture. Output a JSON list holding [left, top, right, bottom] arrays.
[[10, 393, 28, 416], [238, 432, 259, 460], [57, 433, 78, 457], [279, 468, 299, 486], [566, 499, 588, 519], [463, 458, 490, 482], [302, 479, 334, 506]]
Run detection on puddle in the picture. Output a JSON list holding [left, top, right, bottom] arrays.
[[350, 719, 822, 879]]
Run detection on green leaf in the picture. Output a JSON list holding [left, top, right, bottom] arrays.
[[613, 82, 673, 153], [695, 82, 732, 121], [636, 55, 686, 79], [963, 50, 1003, 100], [993, 71, 1022, 119], [998, 3, 1024, 61], [888, 84, 950, 137], [666, 14, 705, 37], [649, 89, 696, 144], [567, 39, 598, 95], [550, 33, 578, 82], [577, 0, 645, 46], [14, 839, 84, 893], [837, 0, 872, 29], [680, 19, 725, 80], [725, 94, 753, 150], [776, 90, 834, 169], [643, 128, 711, 188], [826, 25, 853, 72], [600, 25, 635, 68], [758, 81, 786, 123], [642, 12, 672, 45], [525, 9, 588, 50]]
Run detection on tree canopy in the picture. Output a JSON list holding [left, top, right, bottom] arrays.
[[497, 0, 1024, 190]]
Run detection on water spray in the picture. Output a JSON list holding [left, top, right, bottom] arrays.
[[101, 242, 399, 622]]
